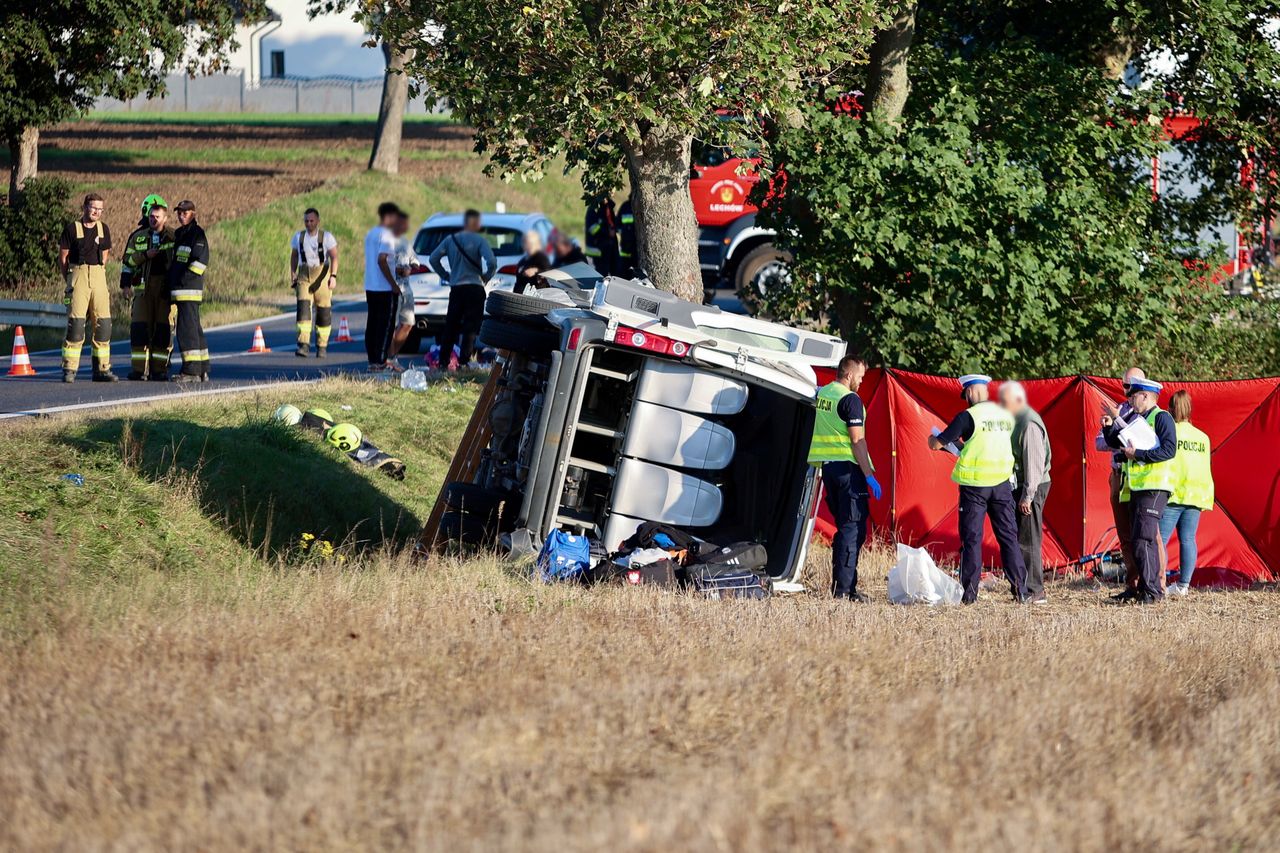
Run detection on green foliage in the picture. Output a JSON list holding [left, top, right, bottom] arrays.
[[0, 176, 73, 290], [380, 0, 894, 195], [0, 1, 265, 145]]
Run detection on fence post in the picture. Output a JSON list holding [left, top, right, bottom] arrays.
[[295, 79, 301, 113], [183, 74, 189, 111], [351, 81, 357, 114], [240, 71, 245, 111]]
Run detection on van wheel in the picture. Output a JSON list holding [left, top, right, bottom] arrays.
[[479, 318, 559, 356], [438, 510, 494, 546], [444, 482, 513, 520], [734, 244, 792, 318], [486, 290, 554, 324]]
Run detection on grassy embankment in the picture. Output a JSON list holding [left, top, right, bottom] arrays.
[[2, 374, 1279, 850]]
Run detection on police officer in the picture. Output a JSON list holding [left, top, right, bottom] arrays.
[[1163, 390, 1214, 596], [58, 192, 117, 382], [120, 195, 176, 380], [928, 374, 1027, 603], [1102, 378, 1177, 603], [809, 355, 883, 600], [617, 196, 636, 278], [168, 199, 210, 382], [584, 196, 619, 275], [289, 207, 339, 357]]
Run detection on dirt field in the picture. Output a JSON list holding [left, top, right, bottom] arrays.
[[40, 119, 478, 225]]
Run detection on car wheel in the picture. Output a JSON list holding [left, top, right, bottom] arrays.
[[478, 318, 559, 356], [444, 482, 515, 520], [734, 243, 793, 318], [438, 510, 493, 546], [486, 290, 555, 324]]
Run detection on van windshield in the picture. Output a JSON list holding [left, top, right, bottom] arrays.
[[413, 226, 524, 257]]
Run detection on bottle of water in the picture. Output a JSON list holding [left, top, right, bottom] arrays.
[[400, 368, 428, 392]]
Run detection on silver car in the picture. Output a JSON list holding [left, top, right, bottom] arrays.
[[404, 211, 557, 352]]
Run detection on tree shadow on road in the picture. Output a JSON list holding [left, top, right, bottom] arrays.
[[60, 417, 420, 559]]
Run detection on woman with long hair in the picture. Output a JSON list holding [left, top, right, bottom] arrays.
[[1162, 390, 1215, 595]]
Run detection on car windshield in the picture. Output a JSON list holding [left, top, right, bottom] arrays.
[[413, 226, 524, 257]]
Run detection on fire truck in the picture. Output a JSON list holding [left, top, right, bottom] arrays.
[[690, 139, 784, 312]]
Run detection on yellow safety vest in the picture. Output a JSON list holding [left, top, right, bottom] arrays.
[[1126, 407, 1179, 493], [1170, 421, 1214, 509], [951, 401, 1015, 488], [808, 381, 856, 465]]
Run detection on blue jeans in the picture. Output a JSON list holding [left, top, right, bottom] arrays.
[[1159, 504, 1201, 587]]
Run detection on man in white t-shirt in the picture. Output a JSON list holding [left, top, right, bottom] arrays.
[[289, 207, 339, 357], [384, 211, 420, 370], [363, 202, 404, 370]]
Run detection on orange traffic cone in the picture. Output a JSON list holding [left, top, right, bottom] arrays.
[[7, 325, 36, 377], [336, 316, 353, 342], [247, 325, 271, 353]]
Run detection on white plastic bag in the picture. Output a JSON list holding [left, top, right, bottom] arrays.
[[887, 543, 963, 606]]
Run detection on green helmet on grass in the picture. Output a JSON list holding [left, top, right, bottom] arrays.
[[325, 423, 362, 453], [273, 404, 303, 426], [305, 408, 334, 424]]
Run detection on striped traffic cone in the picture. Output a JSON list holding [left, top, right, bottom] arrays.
[[7, 326, 36, 377], [336, 316, 353, 342], [247, 325, 271, 353]]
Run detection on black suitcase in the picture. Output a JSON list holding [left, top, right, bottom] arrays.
[[620, 559, 682, 587], [688, 565, 771, 599], [694, 542, 768, 573]]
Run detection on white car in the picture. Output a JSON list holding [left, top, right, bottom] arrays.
[[404, 211, 557, 352]]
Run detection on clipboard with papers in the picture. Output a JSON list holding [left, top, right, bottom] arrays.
[[1116, 414, 1158, 451], [930, 426, 960, 456]]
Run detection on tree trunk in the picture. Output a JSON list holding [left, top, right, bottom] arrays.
[[835, 7, 917, 344], [7, 126, 39, 206], [865, 4, 917, 122], [623, 125, 702, 301], [369, 41, 415, 174]]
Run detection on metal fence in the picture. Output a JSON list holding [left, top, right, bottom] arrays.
[[0, 300, 65, 330], [94, 72, 447, 116]]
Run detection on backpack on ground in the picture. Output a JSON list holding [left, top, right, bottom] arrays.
[[692, 542, 768, 573], [537, 530, 591, 582]]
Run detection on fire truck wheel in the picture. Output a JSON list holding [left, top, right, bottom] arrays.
[[734, 244, 793, 317]]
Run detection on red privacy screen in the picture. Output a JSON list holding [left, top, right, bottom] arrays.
[[813, 369, 1280, 586]]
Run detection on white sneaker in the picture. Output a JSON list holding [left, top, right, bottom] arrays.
[[1168, 584, 1189, 597]]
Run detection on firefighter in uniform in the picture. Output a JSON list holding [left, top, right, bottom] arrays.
[[929, 374, 1028, 603], [289, 206, 339, 357], [617, 196, 636, 278], [583, 196, 619, 276], [120, 195, 176, 380], [1102, 378, 1178, 603], [168, 199, 210, 382], [808, 355, 882, 601], [58, 192, 117, 382]]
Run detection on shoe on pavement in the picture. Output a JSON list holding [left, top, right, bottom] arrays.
[[316, 346, 327, 359], [296, 343, 310, 358], [127, 371, 146, 381], [92, 370, 119, 383], [62, 370, 76, 383], [171, 373, 201, 384], [367, 363, 386, 373], [200, 373, 210, 383]]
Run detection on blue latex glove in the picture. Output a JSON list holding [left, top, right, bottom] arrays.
[[865, 474, 883, 500]]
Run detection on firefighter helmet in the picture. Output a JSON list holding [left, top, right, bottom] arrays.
[[141, 194, 168, 218], [272, 403, 302, 426], [325, 423, 362, 453], [306, 408, 334, 424]]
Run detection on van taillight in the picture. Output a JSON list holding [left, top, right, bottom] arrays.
[[567, 327, 582, 351], [611, 325, 688, 357]]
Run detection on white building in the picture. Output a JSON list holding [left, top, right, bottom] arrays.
[[228, 0, 387, 85]]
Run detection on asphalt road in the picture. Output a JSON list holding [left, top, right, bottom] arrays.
[[0, 290, 747, 417], [0, 299, 377, 417]]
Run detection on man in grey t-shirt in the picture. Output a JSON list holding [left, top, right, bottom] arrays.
[[427, 209, 496, 368]]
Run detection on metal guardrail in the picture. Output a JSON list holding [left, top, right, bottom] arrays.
[[0, 299, 66, 329]]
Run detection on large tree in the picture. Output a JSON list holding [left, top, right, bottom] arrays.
[[377, 0, 896, 300], [756, 0, 1280, 376], [0, 1, 262, 205]]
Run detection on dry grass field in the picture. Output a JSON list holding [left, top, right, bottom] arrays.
[[2, 378, 1279, 851]]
